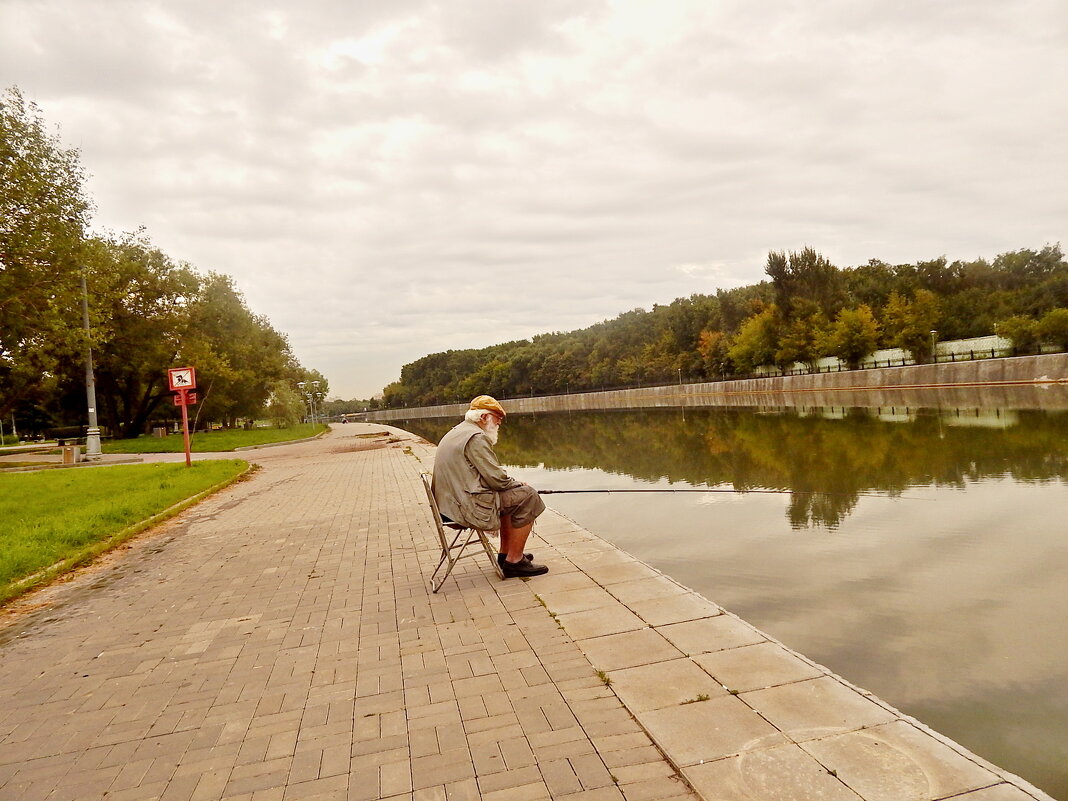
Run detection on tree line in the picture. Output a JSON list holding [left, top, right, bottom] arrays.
[[384, 245, 1068, 408], [1, 88, 323, 439]]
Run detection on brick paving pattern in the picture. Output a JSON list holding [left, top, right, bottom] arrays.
[[0, 424, 1053, 801]]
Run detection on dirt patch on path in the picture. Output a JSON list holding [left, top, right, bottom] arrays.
[[327, 432, 404, 454]]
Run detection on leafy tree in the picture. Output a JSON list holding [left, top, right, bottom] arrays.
[[880, 291, 909, 348], [78, 235, 199, 437], [880, 289, 941, 362], [915, 257, 956, 295], [774, 302, 830, 371], [900, 289, 941, 361], [696, 329, 730, 376], [992, 246, 1063, 291], [382, 380, 409, 408], [0, 87, 91, 417], [765, 247, 843, 319], [825, 305, 880, 369], [266, 380, 303, 428], [728, 307, 779, 373], [322, 396, 380, 415], [844, 259, 908, 312], [1037, 308, 1068, 351], [1, 88, 326, 433], [181, 274, 299, 426], [997, 315, 1040, 352]]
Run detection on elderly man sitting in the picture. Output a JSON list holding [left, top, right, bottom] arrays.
[[432, 395, 548, 578]]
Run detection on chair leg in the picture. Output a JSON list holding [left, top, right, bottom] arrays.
[[430, 527, 506, 592], [430, 529, 466, 593], [478, 530, 505, 579]]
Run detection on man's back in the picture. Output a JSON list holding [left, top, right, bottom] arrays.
[[433, 420, 497, 529]]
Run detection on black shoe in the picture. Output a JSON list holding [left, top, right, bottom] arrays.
[[501, 558, 549, 578], [498, 553, 533, 567]]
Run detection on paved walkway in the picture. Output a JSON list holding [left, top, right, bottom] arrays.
[[0, 424, 1053, 801]]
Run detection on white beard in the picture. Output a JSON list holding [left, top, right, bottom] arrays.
[[482, 420, 500, 445]]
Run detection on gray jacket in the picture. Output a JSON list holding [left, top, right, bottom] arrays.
[[432, 421, 520, 530]]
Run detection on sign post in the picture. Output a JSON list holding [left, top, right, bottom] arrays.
[[167, 367, 197, 467]]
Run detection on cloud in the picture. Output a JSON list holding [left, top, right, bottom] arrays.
[[2, 0, 1065, 397]]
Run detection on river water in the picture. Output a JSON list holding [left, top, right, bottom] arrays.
[[400, 402, 1068, 798]]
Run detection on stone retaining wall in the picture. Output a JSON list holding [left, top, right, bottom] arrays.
[[367, 353, 1068, 421]]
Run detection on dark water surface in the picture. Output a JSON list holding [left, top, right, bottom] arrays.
[[401, 405, 1068, 798]]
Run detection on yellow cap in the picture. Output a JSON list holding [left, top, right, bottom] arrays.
[[469, 395, 506, 418]]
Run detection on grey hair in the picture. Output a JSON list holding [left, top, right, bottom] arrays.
[[464, 408, 493, 425]]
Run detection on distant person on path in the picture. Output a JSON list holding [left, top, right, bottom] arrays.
[[432, 395, 549, 578]]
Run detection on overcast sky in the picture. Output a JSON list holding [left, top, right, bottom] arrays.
[[3, 1, 1066, 398]]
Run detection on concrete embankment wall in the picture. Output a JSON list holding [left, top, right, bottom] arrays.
[[366, 353, 1068, 422]]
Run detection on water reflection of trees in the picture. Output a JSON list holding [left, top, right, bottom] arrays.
[[401, 408, 1068, 528]]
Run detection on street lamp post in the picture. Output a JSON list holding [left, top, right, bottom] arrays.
[[80, 273, 102, 458], [297, 381, 309, 423], [930, 330, 938, 363]]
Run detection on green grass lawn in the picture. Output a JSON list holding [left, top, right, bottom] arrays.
[[102, 423, 326, 453], [0, 460, 248, 603]]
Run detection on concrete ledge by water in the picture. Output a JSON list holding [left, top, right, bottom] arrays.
[[367, 353, 1068, 422]]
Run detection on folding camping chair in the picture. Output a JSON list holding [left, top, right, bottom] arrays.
[[422, 473, 505, 593]]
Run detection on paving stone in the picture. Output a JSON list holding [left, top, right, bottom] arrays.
[[410, 749, 475, 790], [950, 785, 1047, 800], [742, 677, 898, 743], [481, 780, 551, 801], [626, 593, 722, 627], [579, 561, 662, 586], [692, 642, 824, 692], [285, 773, 347, 800], [555, 606, 646, 641], [523, 572, 601, 594], [476, 764, 543, 794], [655, 614, 768, 655], [536, 587, 620, 615], [379, 760, 414, 797], [569, 752, 615, 789], [637, 695, 786, 766], [609, 761, 676, 784], [591, 733, 653, 754], [607, 658, 727, 712], [682, 743, 863, 801], [617, 774, 695, 801], [575, 629, 684, 672], [552, 787, 624, 801], [604, 576, 689, 605], [801, 720, 1000, 801], [540, 758, 582, 795]]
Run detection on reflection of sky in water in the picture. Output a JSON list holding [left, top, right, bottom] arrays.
[[484, 426, 1068, 797]]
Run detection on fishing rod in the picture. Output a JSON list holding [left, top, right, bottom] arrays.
[[537, 488, 895, 498]]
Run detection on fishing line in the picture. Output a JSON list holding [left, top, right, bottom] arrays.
[[536, 488, 906, 498]]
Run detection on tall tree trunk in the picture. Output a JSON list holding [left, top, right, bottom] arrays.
[[125, 379, 164, 438]]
